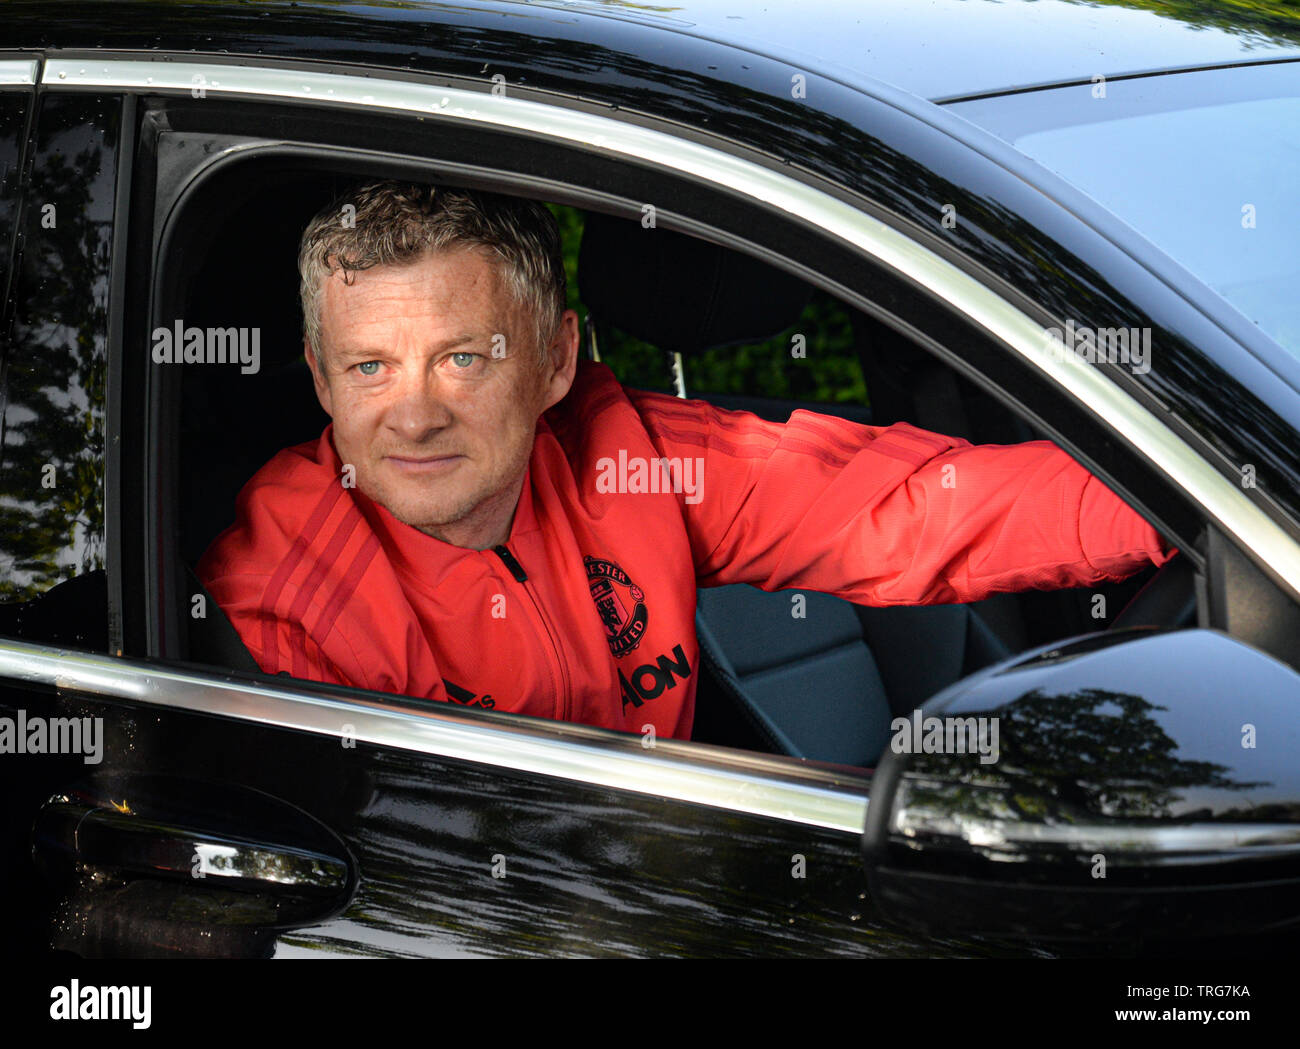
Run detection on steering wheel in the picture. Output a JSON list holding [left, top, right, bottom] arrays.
[[1107, 552, 1197, 631]]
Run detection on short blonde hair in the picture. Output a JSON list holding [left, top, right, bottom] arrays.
[[298, 180, 566, 370]]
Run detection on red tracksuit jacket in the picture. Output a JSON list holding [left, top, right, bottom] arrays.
[[198, 359, 1176, 739]]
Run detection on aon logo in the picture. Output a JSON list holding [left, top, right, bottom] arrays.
[[618, 644, 692, 709]]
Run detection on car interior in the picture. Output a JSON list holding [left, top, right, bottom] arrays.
[[164, 164, 1162, 769]]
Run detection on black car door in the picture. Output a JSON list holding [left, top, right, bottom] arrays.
[[0, 65, 118, 958], [0, 56, 980, 961]]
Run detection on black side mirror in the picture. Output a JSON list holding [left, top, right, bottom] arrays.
[[862, 627, 1300, 944]]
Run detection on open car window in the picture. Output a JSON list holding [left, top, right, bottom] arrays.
[[151, 136, 1177, 773]]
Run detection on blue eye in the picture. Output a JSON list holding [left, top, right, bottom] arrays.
[[357, 361, 381, 376], [451, 351, 477, 368]]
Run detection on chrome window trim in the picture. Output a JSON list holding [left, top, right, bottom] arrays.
[[0, 639, 870, 833], [39, 57, 1300, 603], [895, 804, 1300, 859], [0, 59, 37, 86]]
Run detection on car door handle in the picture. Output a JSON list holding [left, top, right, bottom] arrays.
[[37, 800, 349, 896], [32, 775, 355, 927]]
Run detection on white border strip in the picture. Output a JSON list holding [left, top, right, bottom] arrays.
[[39, 56, 1300, 601], [0, 640, 870, 833]]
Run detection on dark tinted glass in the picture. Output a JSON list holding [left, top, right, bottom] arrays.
[[0, 92, 26, 298], [0, 94, 117, 650], [950, 62, 1300, 359], [1014, 97, 1300, 357]]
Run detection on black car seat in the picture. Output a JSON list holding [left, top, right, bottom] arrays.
[[578, 209, 1025, 767]]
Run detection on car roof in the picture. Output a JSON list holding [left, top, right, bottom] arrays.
[[527, 0, 1300, 101], [6, 0, 1300, 103]]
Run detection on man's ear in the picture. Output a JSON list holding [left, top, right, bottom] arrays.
[[539, 309, 581, 413], [303, 336, 334, 417]]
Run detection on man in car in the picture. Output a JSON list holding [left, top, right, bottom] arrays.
[[198, 180, 1178, 738]]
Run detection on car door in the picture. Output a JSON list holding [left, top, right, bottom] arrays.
[[0, 56, 975, 963], [5, 33, 1300, 959], [0, 71, 914, 960], [0, 65, 944, 961], [0, 61, 120, 959]]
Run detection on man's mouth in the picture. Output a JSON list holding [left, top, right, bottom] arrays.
[[385, 453, 466, 475]]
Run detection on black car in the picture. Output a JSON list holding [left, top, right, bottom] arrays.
[[2, 0, 1300, 959]]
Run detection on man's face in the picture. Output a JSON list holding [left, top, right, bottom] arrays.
[[306, 246, 575, 545]]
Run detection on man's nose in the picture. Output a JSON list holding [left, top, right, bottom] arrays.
[[384, 367, 454, 442]]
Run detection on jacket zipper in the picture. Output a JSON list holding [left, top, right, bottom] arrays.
[[492, 544, 572, 722]]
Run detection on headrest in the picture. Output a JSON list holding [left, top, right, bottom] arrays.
[[577, 210, 814, 354]]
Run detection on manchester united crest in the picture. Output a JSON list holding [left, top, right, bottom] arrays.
[[584, 555, 648, 658]]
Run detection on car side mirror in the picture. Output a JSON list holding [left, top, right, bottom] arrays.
[[862, 627, 1300, 945]]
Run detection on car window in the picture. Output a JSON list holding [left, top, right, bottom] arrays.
[[0, 94, 118, 651], [153, 143, 1179, 773], [948, 62, 1300, 359], [1017, 98, 1300, 357], [0, 92, 26, 306]]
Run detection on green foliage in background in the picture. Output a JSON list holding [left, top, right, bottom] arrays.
[[1088, 0, 1300, 43]]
